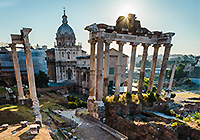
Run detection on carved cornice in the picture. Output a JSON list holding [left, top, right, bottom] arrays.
[[86, 23, 175, 45]]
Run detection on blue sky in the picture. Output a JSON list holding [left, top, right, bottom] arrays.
[[0, 0, 199, 56]]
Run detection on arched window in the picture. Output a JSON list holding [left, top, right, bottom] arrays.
[[62, 52, 64, 57], [67, 68, 72, 80], [109, 68, 114, 75], [67, 52, 70, 59]]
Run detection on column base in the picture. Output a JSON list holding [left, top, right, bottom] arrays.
[[88, 96, 95, 100], [94, 100, 104, 106], [87, 100, 105, 122], [32, 99, 42, 125]]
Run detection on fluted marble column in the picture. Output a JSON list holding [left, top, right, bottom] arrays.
[[88, 39, 96, 100], [147, 44, 161, 92], [138, 43, 150, 98], [103, 41, 111, 97], [10, 44, 25, 100], [21, 28, 42, 123], [127, 42, 139, 93], [115, 41, 126, 96], [157, 44, 173, 96], [95, 37, 104, 105]]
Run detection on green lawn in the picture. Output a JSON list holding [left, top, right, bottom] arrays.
[[0, 104, 34, 125]]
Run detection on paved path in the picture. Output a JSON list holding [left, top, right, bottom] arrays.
[[175, 90, 200, 94], [54, 109, 118, 140]]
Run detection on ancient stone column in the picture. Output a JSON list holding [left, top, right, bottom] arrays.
[[10, 44, 25, 101], [95, 37, 104, 106], [115, 41, 126, 96], [103, 41, 111, 97], [138, 43, 150, 99], [157, 44, 173, 96], [79, 69, 82, 94], [147, 44, 161, 92], [76, 67, 79, 93], [21, 28, 42, 123], [88, 39, 96, 100], [168, 61, 177, 90], [127, 42, 139, 93], [165, 61, 177, 98]]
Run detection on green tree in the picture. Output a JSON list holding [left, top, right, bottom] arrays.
[[166, 63, 188, 81], [34, 71, 49, 88], [136, 60, 151, 68]]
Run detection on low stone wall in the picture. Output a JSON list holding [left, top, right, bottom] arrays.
[[49, 109, 78, 128], [105, 102, 142, 117], [36, 83, 76, 94]]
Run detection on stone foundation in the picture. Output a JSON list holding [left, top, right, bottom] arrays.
[[87, 99, 105, 122]]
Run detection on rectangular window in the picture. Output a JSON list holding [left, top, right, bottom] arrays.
[[109, 68, 114, 75]]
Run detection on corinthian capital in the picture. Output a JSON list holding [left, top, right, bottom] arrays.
[[88, 39, 97, 45]]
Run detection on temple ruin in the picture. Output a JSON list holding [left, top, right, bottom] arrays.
[[10, 28, 42, 123], [85, 14, 175, 120]]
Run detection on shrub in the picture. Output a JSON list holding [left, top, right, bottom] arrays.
[[176, 114, 180, 118], [191, 112, 200, 120], [146, 92, 157, 103], [171, 93, 176, 98], [126, 92, 132, 100], [81, 101, 87, 108], [74, 97, 79, 102], [67, 102, 78, 109], [67, 95, 75, 102]]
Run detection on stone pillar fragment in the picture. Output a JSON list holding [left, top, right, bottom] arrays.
[[21, 28, 42, 123], [147, 44, 161, 92], [88, 39, 96, 100], [10, 44, 25, 101], [95, 37, 104, 106], [114, 41, 125, 96], [157, 44, 172, 96], [138, 43, 150, 99], [165, 61, 177, 99], [168, 61, 177, 90], [127, 42, 138, 93], [103, 41, 111, 97]]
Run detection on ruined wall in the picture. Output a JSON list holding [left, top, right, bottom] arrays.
[[105, 103, 178, 140]]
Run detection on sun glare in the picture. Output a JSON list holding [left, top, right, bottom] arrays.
[[116, 3, 137, 18]]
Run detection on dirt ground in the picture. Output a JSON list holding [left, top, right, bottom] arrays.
[[174, 92, 200, 103], [0, 124, 52, 140]]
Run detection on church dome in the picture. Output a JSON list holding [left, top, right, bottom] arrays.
[[57, 24, 74, 35], [56, 9, 76, 46]]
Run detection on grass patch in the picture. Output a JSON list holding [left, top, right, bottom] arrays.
[[0, 88, 6, 93], [49, 112, 66, 123], [39, 93, 66, 112], [0, 104, 34, 125]]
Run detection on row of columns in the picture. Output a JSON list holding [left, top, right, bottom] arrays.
[[88, 36, 172, 104]]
